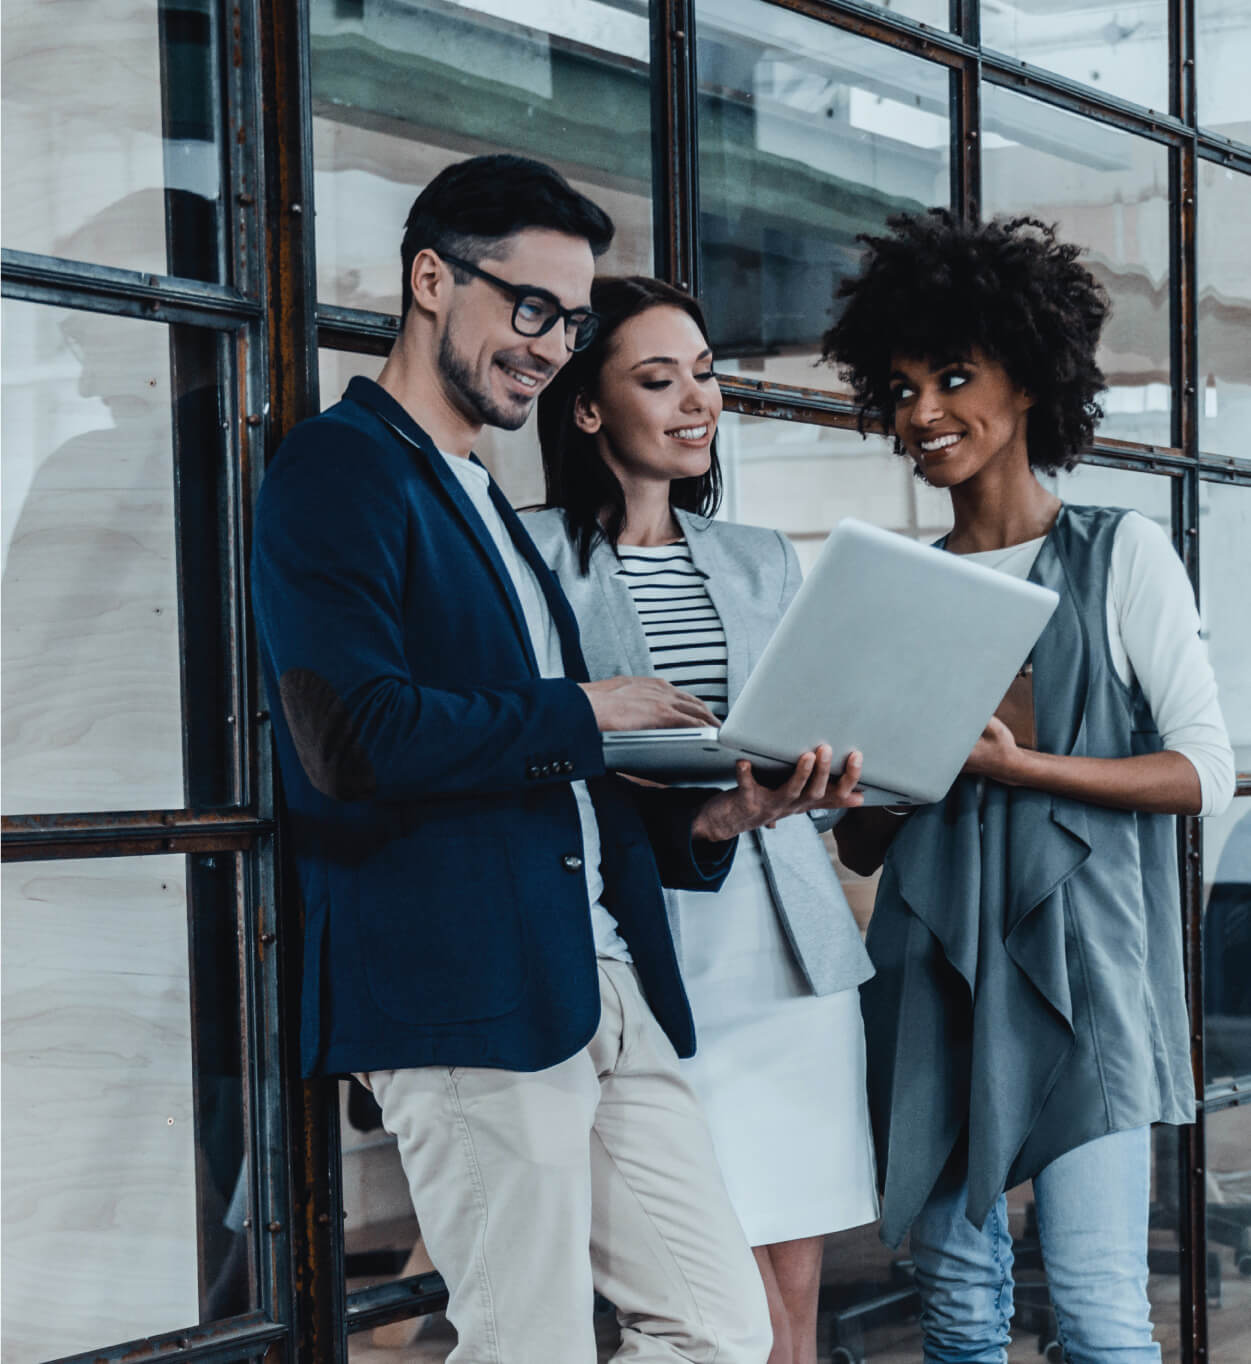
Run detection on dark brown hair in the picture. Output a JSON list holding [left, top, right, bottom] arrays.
[[537, 276, 723, 573]]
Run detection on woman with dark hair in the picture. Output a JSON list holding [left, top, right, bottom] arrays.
[[525, 277, 879, 1364], [824, 211, 1235, 1362]]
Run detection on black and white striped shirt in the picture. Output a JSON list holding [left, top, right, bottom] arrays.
[[616, 541, 729, 719]]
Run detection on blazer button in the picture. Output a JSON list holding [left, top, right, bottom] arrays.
[[526, 765, 539, 780], [561, 760, 574, 774], [561, 853, 584, 873]]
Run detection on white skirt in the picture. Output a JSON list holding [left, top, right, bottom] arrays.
[[675, 834, 879, 1247]]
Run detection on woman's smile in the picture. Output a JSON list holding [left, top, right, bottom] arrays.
[[891, 349, 1033, 487]]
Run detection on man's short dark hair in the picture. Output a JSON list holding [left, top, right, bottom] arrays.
[[822, 210, 1110, 473], [399, 154, 615, 321]]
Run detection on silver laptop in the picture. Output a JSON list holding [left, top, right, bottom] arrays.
[[602, 517, 1059, 804]]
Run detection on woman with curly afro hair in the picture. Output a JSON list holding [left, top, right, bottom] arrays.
[[824, 211, 1234, 1362]]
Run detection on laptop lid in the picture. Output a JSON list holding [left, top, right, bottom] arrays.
[[716, 518, 1058, 804]]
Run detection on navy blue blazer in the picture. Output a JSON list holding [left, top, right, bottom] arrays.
[[252, 377, 734, 1076]]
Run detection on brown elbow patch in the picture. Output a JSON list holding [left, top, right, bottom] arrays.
[[278, 669, 376, 802]]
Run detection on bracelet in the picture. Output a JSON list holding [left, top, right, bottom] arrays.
[[883, 804, 913, 817]]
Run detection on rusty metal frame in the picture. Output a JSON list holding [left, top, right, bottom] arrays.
[[651, 0, 700, 293], [345, 1272, 450, 1334], [48, 1312, 286, 1364], [255, 1, 350, 1358], [0, 811, 273, 863]]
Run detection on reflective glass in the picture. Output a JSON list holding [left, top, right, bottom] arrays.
[[982, 3, 1168, 113], [2, 301, 232, 814], [1198, 163, 1251, 459], [1042, 462, 1173, 533], [1198, 481, 1251, 776], [1204, 1103, 1251, 1355], [716, 412, 950, 574], [0, 854, 254, 1359], [310, 0, 653, 316], [861, 0, 949, 28], [1198, 1, 1251, 142], [1, 0, 224, 281], [1205, 797, 1251, 1089], [318, 346, 547, 507], [696, 1, 951, 394], [982, 85, 1172, 447]]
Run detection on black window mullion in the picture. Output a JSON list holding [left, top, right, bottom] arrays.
[[0, 249, 257, 327], [256, 0, 339, 1357], [651, 0, 700, 293], [1174, 0, 1197, 129], [952, 54, 980, 224]]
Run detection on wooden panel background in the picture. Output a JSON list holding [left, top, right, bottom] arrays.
[[1, 856, 199, 1361], [1, 300, 184, 814]]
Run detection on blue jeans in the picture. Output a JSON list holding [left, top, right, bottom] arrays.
[[910, 1127, 1160, 1364]]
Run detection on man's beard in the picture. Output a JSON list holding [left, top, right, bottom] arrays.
[[437, 326, 534, 432]]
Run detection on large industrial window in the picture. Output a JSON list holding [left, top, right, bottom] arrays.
[[3, 2, 1248, 1360]]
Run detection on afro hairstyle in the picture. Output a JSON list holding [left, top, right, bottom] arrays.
[[821, 210, 1110, 473]]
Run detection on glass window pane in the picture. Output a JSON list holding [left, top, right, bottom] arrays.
[[981, 3, 1168, 113], [1199, 481, 1251, 776], [1204, 1102, 1251, 1355], [1205, 796, 1251, 1089], [1, 0, 224, 282], [1, 854, 255, 1358], [318, 345, 545, 506], [1042, 462, 1173, 531], [1198, 2, 1251, 141], [696, 2, 951, 394], [716, 412, 949, 573], [310, 0, 653, 317], [2, 301, 233, 814], [982, 85, 1172, 447], [1198, 163, 1251, 460]]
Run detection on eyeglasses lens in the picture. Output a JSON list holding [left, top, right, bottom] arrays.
[[511, 294, 597, 352]]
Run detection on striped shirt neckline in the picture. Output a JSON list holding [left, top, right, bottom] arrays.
[[616, 540, 728, 719]]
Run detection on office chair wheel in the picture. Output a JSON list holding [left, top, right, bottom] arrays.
[[827, 1320, 865, 1363], [1237, 1227, 1251, 1276], [1036, 1305, 1064, 1361]]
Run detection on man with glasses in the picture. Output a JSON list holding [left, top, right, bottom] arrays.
[[253, 155, 855, 1362]]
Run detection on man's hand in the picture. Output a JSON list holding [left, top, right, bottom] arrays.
[[691, 747, 864, 844], [579, 676, 719, 733]]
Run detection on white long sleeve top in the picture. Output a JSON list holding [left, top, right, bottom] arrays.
[[965, 510, 1235, 816]]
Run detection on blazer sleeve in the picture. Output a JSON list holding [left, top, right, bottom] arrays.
[[252, 425, 604, 803], [627, 781, 737, 890]]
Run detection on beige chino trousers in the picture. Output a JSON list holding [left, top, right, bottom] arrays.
[[367, 957, 772, 1363]]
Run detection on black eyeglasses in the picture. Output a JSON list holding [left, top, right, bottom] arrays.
[[438, 252, 600, 352]]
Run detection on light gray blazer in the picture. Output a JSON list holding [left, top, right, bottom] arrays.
[[525, 505, 874, 996]]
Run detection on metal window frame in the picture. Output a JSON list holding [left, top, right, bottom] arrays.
[[2, 0, 1230, 1357]]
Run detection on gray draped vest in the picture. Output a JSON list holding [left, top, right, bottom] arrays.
[[862, 504, 1195, 1248]]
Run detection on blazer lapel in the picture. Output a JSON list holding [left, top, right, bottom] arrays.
[[592, 538, 654, 678], [677, 509, 750, 707], [371, 408, 538, 674]]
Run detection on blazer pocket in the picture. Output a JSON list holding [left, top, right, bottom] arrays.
[[354, 829, 527, 1026]]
